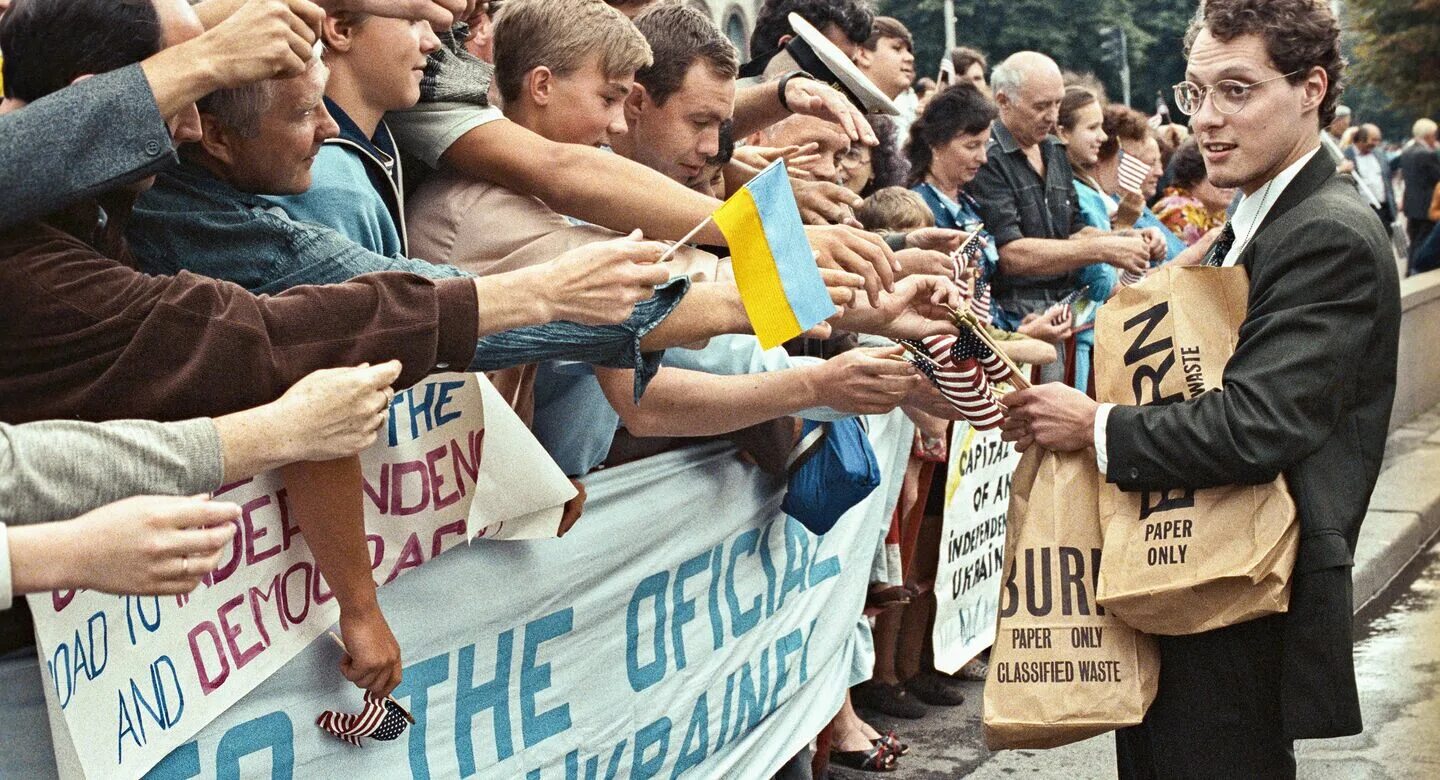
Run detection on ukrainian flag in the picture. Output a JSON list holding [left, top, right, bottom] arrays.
[[713, 160, 835, 349]]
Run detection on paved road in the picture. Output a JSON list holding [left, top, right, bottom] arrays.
[[837, 542, 1440, 779]]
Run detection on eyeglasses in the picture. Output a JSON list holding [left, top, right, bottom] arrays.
[[1171, 71, 1300, 116]]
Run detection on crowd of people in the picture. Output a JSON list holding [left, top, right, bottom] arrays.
[[0, 0, 1424, 777]]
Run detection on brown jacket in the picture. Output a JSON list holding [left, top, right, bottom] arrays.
[[0, 198, 479, 424]]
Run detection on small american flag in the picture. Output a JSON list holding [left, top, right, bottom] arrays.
[[1116, 151, 1151, 195], [317, 691, 412, 747], [902, 337, 1006, 429]]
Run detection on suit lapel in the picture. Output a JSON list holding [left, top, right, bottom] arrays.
[[1238, 151, 1336, 271]]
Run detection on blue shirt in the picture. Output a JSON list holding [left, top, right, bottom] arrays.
[[127, 161, 683, 400]]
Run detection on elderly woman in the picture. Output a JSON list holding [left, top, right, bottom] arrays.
[[1153, 138, 1235, 246]]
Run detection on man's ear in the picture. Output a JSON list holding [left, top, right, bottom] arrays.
[[1301, 66, 1327, 118], [777, 34, 794, 49], [524, 66, 556, 107], [623, 82, 647, 125], [322, 12, 359, 53], [854, 47, 874, 70], [196, 114, 239, 168]]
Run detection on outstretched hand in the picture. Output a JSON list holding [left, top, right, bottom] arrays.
[[998, 383, 1099, 452]]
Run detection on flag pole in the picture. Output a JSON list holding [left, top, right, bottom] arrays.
[[657, 215, 714, 263]]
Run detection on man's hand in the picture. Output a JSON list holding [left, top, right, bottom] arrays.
[[893, 247, 956, 279], [782, 78, 879, 147], [1102, 234, 1151, 275], [806, 224, 899, 307], [536, 231, 673, 325], [67, 496, 240, 595], [833, 275, 962, 340], [193, 0, 325, 87], [904, 227, 973, 254], [815, 346, 922, 414], [1139, 227, 1168, 261], [1018, 305, 1074, 343], [323, 0, 465, 27], [999, 383, 1099, 452], [338, 606, 404, 697], [794, 179, 864, 226], [267, 362, 404, 462], [819, 267, 865, 311], [733, 143, 822, 177]]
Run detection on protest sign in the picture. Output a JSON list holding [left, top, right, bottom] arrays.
[[932, 423, 1019, 673], [27, 374, 576, 780], [1092, 266, 1299, 635], [4, 411, 912, 780]]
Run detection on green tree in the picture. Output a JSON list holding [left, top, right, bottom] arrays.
[[880, 0, 1195, 115], [1340, 0, 1438, 134]]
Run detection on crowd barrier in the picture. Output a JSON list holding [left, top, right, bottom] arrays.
[[1393, 268, 1440, 429]]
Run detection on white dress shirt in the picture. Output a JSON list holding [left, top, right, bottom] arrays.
[[1093, 148, 1321, 474], [1352, 151, 1385, 209]]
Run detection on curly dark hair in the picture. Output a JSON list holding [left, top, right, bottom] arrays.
[[1098, 104, 1151, 162], [861, 115, 906, 197], [905, 83, 998, 187], [1185, 0, 1345, 128], [750, 0, 875, 64], [1167, 138, 1209, 191]]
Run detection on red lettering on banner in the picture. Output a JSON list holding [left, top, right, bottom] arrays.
[[281, 562, 313, 625], [277, 488, 303, 550], [218, 594, 265, 670], [241, 496, 281, 566], [205, 518, 244, 586], [428, 445, 462, 510], [187, 622, 230, 694], [366, 534, 385, 569], [385, 533, 426, 585], [432, 520, 467, 557], [361, 466, 390, 513], [52, 590, 78, 613], [392, 460, 431, 516]]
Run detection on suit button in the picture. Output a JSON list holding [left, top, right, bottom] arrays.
[[435, 362, 449, 369], [144, 140, 163, 156], [1128, 467, 1140, 480]]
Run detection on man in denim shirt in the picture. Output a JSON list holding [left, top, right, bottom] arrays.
[[125, 57, 767, 402], [967, 51, 1149, 379]]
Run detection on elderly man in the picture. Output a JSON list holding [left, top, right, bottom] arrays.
[[966, 51, 1149, 379], [1003, 0, 1400, 775], [1343, 123, 1396, 225], [1399, 117, 1440, 270]]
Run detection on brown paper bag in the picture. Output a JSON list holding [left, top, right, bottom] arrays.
[[1092, 265, 1299, 636], [983, 448, 1160, 750]]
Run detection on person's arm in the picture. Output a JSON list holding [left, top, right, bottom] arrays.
[[5, 496, 240, 610], [594, 346, 920, 437], [996, 234, 1149, 277], [730, 76, 877, 146], [279, 458, 402, 697], [440, 119, 730, 245]]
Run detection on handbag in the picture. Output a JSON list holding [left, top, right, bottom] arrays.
[[781, 417, 881, 534]]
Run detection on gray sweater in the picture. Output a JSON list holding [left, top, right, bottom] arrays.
[[0, 418, 224, 526]]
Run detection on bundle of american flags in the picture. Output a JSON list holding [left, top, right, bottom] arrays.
[[901, 307, 1028, 429], [317, 691, 413, 747]]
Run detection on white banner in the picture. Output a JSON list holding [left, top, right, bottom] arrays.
[[931, 424, 1020, 674], [27, 375, 576, 780], [2, 410, 912, 779]]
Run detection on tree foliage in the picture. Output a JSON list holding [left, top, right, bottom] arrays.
[[880, 0, 1195, 114], [1342, 0, 1440, 121]]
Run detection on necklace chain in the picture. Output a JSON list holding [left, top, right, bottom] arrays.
[[1235, 177, 1279, 257]]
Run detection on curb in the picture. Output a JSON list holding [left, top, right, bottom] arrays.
[[1353, 447, 1440, 616]]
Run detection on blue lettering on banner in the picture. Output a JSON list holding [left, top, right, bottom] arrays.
[[396, 652, 450, 780], [631, 717, 671, 779], [455, 629, 514, 772], [521, 609, 573, 747], [627, 572, 669, 692], [387, 379, 468, 446], [726, 529, 762, 638], [215, 711, 293, 780], [670, 550, 710, 672]]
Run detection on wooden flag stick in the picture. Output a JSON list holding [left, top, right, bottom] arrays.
[[327, 631, 415, 723], [951, 310, 1032, 390], [657, 215, 714, 263]]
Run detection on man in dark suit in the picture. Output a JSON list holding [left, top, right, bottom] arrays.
[[997, 0, 1401, 776], [1399, 118, 1440, 273], [1343, 123, 1397, 226]]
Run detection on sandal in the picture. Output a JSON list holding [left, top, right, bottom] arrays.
[[830, 744, 897, 772], [957, 658, 990, 681], [871, 730, 909, 757]]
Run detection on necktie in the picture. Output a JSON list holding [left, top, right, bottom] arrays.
[[1203, 222, 1235, 267]]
